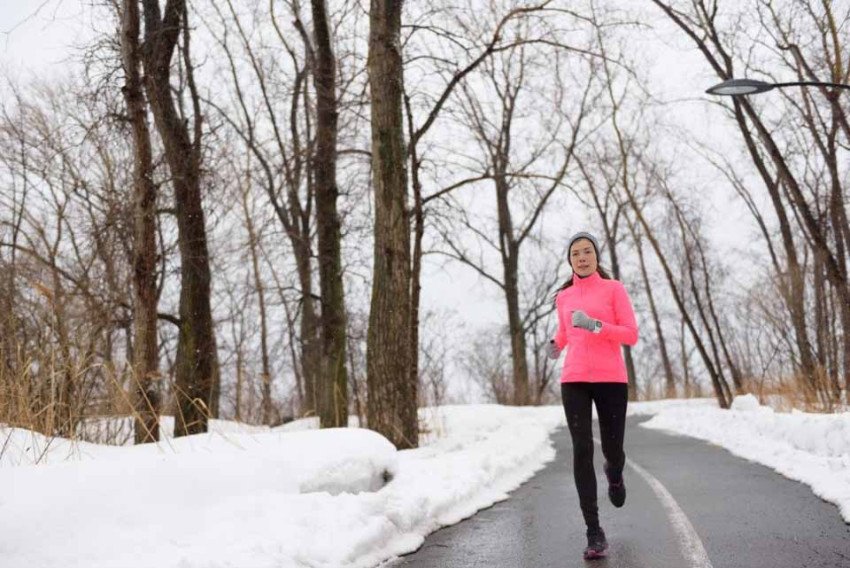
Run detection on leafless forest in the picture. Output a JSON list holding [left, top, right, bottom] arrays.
[[0, 0, 847, 448]]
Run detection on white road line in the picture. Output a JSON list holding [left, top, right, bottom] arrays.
[[593, 437, 714, 568]]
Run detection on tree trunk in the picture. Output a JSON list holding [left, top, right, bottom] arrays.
[[408, 117, 424, 417], [494, 171, 529, 406], [310, 0, 349, 428], [241, 188, 272, 424], [293, 237, 320, 417], [366, 0, 417, 449], [630, 221, 675, 398], [825, 114, 850, 395], [601, 221, 638, 399], [231, 314, 244, 422], [680, 317, 692, 396], [140, 0, 219, 436], [121, 0, 160, 444], [504, 251, 529, 406]]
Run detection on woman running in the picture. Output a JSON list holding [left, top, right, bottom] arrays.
[[547, 231, 639, 560]]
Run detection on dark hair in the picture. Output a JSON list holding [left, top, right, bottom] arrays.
[[553, 266, 612, 304]]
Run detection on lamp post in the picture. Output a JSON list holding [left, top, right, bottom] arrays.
[[706, 78, 850, 96]]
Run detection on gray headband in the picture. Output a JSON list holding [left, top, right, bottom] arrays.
[[567, 231, 600, 258]]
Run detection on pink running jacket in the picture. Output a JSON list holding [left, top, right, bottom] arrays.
[[553, 271, 639, 383]]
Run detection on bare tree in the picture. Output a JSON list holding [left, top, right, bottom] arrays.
[[309, 0, 349, 428], [0, 81, 140, 437], [120, 0, 161, 444], [236, 163, 274, 424], [140, 0, 219, 435], [402, 0, 563, 410], [435, 40, 594, 405], [461, 331, 513, 405], [366, 0, 416, 449], [202, 0, 323, 420], [650, 0, 849, 397]]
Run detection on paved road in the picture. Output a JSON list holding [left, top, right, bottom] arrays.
[[388, 416, 850, 568]]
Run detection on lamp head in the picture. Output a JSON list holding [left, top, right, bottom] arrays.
[[706, 78, 775, 96]]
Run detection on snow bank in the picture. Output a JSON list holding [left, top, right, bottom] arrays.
[[0, 405, 565, 568]]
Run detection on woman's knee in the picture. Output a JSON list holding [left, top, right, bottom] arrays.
[[573, 438, 594, 462]]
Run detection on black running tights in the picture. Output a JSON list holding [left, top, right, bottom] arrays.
[[560, 382, 628, 531]]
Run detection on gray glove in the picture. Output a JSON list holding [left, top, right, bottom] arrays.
[[572, 310, 601, 333], [546, 340, 561, 359]]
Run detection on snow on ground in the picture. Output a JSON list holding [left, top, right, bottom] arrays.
[[2, 417, 272, 466], [1, 396, 847, 568], [0, 405, 563, 568]]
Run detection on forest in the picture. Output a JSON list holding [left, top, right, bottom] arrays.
[[1, 0, 848, 450]]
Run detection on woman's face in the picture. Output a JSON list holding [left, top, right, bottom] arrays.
[[569, 238, 598, 278]]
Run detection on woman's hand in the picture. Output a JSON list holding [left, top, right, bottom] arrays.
[[572, 310, 601, 333], [546, 340, 561, 359]]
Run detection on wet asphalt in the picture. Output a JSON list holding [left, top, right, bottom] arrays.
[[385, 416, 850, 568]]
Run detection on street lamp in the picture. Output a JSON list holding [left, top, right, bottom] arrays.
[[706, 78, 850, 96]]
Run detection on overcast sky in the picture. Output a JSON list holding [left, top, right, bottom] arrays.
[[1, 1, 97, 75]]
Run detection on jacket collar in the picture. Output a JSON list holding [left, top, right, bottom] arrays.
[[573, 270, 602, 287]]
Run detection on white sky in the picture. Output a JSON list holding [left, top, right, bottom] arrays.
[[0, 1, 97, 76]]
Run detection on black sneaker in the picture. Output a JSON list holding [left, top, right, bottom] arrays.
[[604, 462, 626, 508], [583, 527, 608, 560]]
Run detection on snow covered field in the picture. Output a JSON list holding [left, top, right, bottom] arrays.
[[2, 396, 848, 568]]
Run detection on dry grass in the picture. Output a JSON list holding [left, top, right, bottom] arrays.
[[635, 371, 847, 414], [1, 348, 161, 461], [749, 370, 847, 414], [1, 354, 125, 463]]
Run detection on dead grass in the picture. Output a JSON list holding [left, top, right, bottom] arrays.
[[749, 371, 847, 414]]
